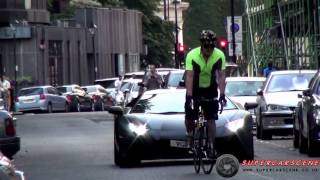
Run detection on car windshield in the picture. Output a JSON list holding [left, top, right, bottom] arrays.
[[226, 81, 264, 96], [267, 73, 314, 93], [83, 86, 97, 93], [167, 72, 184, 87], [130, 91, 237, 114], [120, 82, 133, 92], [19, 88, 44, 96], [94, 80, 116, 89]]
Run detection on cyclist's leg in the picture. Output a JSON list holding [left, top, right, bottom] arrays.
[[203, 100, 219, 158], [184, 97, 199, 148]]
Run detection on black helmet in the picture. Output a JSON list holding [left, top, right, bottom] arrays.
[[200, 30, 217, 48]]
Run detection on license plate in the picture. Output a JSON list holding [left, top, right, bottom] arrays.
[[23, 99, 35, 103], [170, 140, 189, 148]]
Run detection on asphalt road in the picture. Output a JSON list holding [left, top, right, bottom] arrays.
[[12, 112, 320, 180]]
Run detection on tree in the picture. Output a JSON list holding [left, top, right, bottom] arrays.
[[70, 0, 102, 8], [120, 0, 175, 67], [183, 0, 244, 49]]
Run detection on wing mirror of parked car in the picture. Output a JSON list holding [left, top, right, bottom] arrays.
[[256, 88, 263, 96], [138, 82, 145, 87], [108, 106, 123, 115], [302, 88, 311, 97], [179, 80, 185, 87], [297, 93, 303, 98], [244, 102, 258, 111]]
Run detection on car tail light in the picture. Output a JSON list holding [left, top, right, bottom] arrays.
[[5, 118, 16, 136], [40, 94, 46, 100], [66, 95, 72, 102]]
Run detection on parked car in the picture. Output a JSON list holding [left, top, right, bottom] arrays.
[[226, 77, 266, 124], [294, 71, 320, 156], [56, 85, 94, 112], [0, 151, 25, 180], [119, 79, 143, 106], [94, 77, 118, 92], [163, 69, 185, 89], [253, 70, 316, 140], [109, 89, 253, 167], [15, 86, 69, 113], [81, 85, 113, 111], [124, 71, 145, 80], [0, 111, 20, 159]]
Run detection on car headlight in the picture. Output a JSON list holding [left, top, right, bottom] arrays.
[[267, 104, 290, 111], [312, 106, 320, 125], [128, 122, 148, 136], [225, 119, 245, 132]]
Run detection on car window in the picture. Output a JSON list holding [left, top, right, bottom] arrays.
[[94, 79, 116, 89], [84, 86, 97, 93], [226, 81, 264, 96], [167, 72, 184, 87], [132, 84, 140, 92], [47, 87, 56, 95], [266, 73, 314, 93], [57, 87, 67, 93], [130, 91, 236, 114], [120, 82, 132, 92], [19, 88, 44, 96]]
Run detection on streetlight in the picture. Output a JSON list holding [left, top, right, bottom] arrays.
[[10, 23, 17, 111], [89, 24, 97, 81], [173, 0, 180, 69]]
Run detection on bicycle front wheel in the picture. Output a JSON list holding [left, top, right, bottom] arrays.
[[192, 128, 201, 174], [200, 125, 215, 174]]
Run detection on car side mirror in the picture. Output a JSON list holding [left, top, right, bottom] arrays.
[[138, 82, 144, 87], [244, 102, 258, 110], [108, 106, 123, 115], [257, 88, 263, 96], [302, 88, 311, 97], [179, 80, 185, 87], [298, 94, 303, 98]]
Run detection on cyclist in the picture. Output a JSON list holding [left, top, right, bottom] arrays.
[[185, 30, 227, 158]]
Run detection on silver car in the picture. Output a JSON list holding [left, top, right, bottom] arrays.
[[226, 77, 266, 124], [254, 70, 316, 140], [15, 86, 68, 113]]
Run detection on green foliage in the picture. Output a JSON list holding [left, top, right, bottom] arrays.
[[70, 0, 102, 8], [183, 0, 244, 49], [98, 0, 123, 7], [120, 0, 174, 66]]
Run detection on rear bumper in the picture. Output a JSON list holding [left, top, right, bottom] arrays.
[[15, 101, 47, 112], [0, 137, 20, 158]]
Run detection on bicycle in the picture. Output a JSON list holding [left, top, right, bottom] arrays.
[[191, 97, 223, 174]]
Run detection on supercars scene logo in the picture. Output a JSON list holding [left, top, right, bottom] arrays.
[[216, 154, 240, 178]]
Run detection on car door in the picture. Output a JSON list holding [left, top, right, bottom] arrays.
[[53, 87, 66, 110], [302, 76, 320, 136], [46, 87, 59, 111]]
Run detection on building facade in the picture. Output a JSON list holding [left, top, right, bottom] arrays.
[[0, 0, 144, 89]]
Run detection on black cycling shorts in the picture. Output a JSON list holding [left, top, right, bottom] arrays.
[[185, 88, 219, 120]]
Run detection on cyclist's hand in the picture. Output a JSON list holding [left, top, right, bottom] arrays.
[[185, 95, 194, 110], [219, 94, 227, 114]]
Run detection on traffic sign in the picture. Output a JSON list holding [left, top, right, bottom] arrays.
[[227, 16, 242, 42], [228, 42, 242, 56]]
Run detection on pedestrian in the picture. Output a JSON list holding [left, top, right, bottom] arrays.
[[143, 64, 163, 90], [1, 76, 11, 111], [114, 75, 123, 91], [263, 61, 276, 77]]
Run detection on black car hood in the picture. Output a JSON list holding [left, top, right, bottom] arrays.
[[125, 109, 249, 140]]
